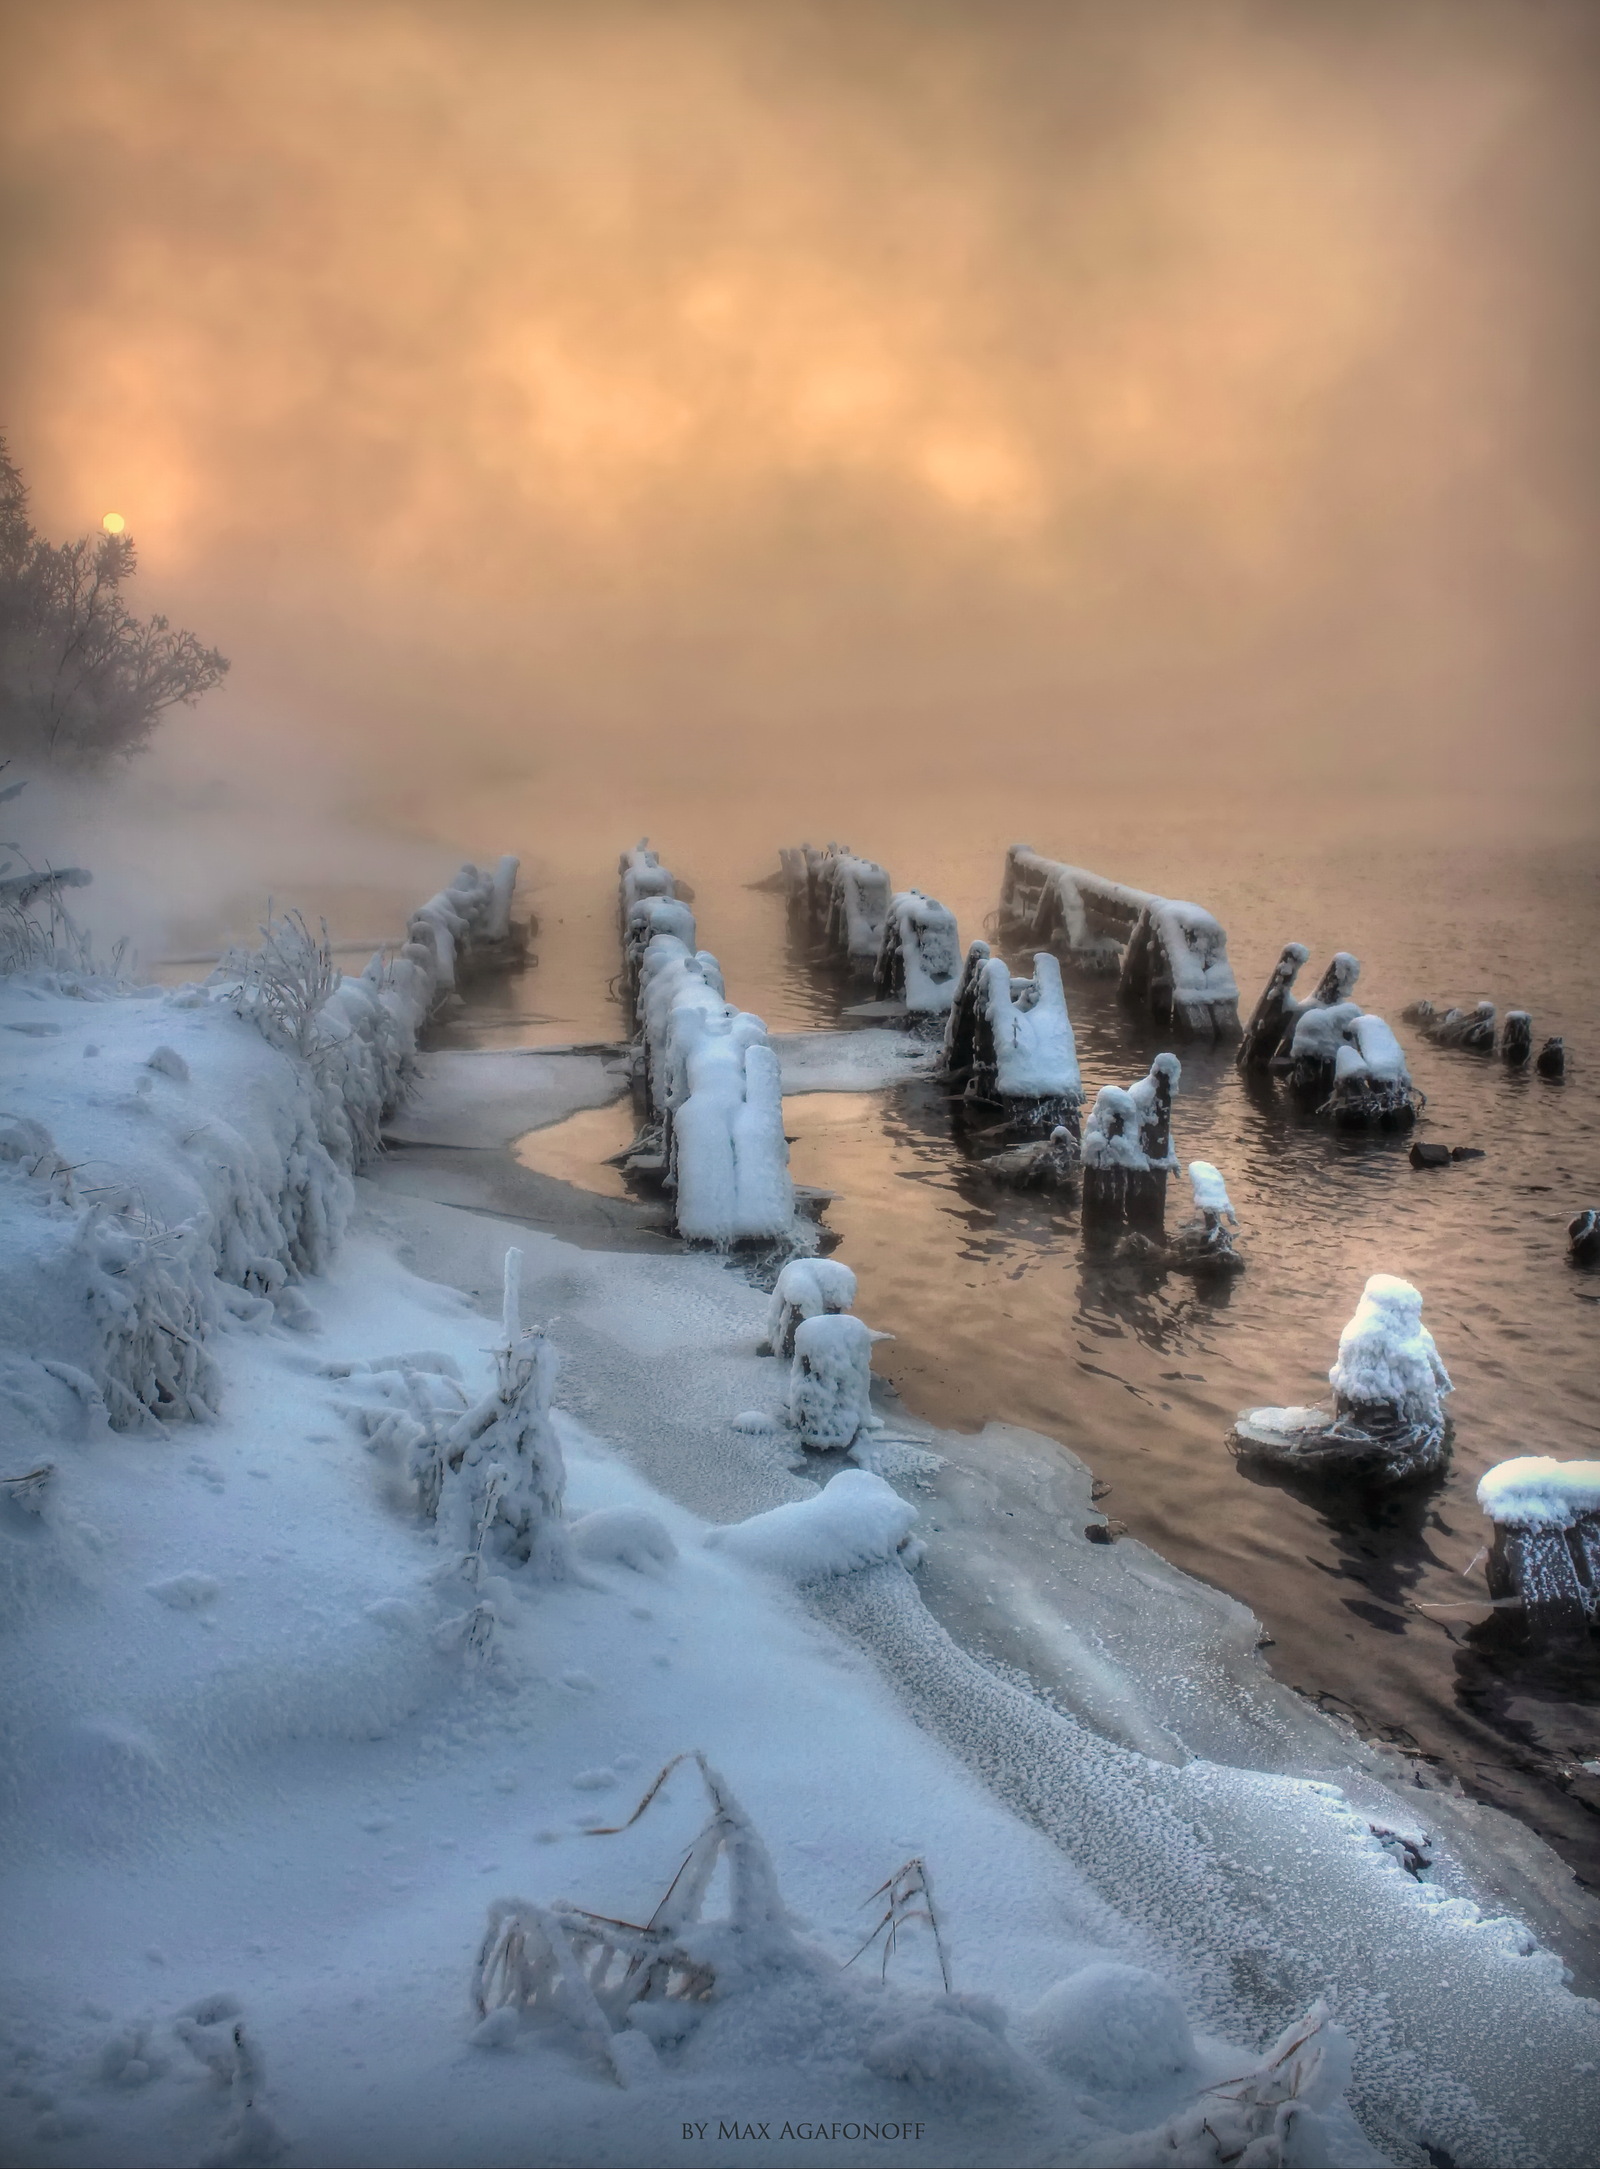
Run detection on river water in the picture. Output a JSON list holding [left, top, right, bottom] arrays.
[[411, 806, 1600, 1890]]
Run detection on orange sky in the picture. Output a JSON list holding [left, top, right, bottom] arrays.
[[3, 0, 1596, 839]]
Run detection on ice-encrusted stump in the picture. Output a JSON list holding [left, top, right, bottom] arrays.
[[1238, 945, 1358, 1069], [1537, 1034, 1566, 1077], [872, 889, 962, 1014], [1231, 1273, 1453, 1483], [1081, 1057, 1180, 1231], [763, 1257, 857, 1359], [805, 846, 894, 967], [997, 845, 1239, 1040], [1166, 1160, 1243, 1274], [1266, 980, 1420, 1130], [1477, 1456, 1600, 1639], [938, 944, 1082, 1139], [789, 1312, 879, 1450], [1570, 1209, 1600, 1267], [1501, 1009, 1533, 1064], [973, 1125, 1080, 1190]]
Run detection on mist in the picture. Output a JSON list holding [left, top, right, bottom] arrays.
[[3, 0, 1597, 928]]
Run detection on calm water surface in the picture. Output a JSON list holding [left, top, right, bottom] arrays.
[[431, 816, 1600, 1885]]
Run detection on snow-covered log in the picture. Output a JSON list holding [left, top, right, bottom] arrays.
[[763, 1257, 857, 1358], [939, 946, 1082, 1137], [1403, 997, 1496, 1051], [872, 890, 961, 1013], [789, 1312, 879, 1450], [1231, 1273, 1453, 1483], [1477, 1457, 1600, 1639], [998, 846, 1238, 1040], [973, 1126, 1080, 1190]]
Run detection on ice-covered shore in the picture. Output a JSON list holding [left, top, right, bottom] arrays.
[[3, 972, 1599, 2166]]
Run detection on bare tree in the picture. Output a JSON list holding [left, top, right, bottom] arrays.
[[0, 435, 229, 765]]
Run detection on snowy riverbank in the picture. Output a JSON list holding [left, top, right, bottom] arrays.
[[3, 966, 1600, 2167]]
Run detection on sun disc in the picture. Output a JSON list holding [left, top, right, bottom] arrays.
[[101, 511, 125, 534]]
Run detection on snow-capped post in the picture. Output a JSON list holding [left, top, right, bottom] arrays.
[[1267, 980, 1420, 1129], [440, 1248, 567, 1582], [1569, 1210, 1600, 1267], [1237, 942, 1311, 1068], [1230, 1273, 1453, 1483], [789, 1312, 882, 1450], [1536, 1035, 1566, 1078], [1081, 1085, 1161, 1231], [1129, 1052, 1180, 1169], [1476, 1458, 1600, 1640], [618, 842, 695, 1010], [1167, 1161, 1243, 1273], [1500, 1010, 1533, 1065], [775, 844, 894, 970], [763, 1257, 858, 1358], [872, 890, 962, 1014], [622, 854, 797, 1247], [997, 846, 1239, 1040], [938, 949, 1082, 1140], [405, 861, 528, 1003]]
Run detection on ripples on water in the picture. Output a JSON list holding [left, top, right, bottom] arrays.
[[437, 827, 1600, 1885]]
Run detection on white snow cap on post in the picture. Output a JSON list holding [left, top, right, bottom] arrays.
[[1328, 1275, 1452, 1427], [673, 1013, 794, 1245], [1186, 1161, 1235, 1219], [1477, 1457, 1600, 1529], [1081, 1086, 1148, 1170], [789, 1312, 881, 1450], [979, 953, 1080, 1102], [878, 891, 962, 1012]]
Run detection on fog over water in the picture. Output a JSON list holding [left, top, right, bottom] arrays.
[[2, 0, 1598, 913]]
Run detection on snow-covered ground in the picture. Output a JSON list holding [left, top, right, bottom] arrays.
[[4, 967, 1600, 2167]]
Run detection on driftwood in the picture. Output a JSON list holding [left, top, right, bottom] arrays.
[[998, 846, 1239, 1040]]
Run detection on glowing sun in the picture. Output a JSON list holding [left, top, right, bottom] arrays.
[[101, 511, 125, 534]]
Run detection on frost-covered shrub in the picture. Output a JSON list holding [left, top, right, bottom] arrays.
[[439, 1251, 567, 1581], [1081, 2002, 1374, 2169], [789, 1313, 878, 1450], [764, 1257, 857, 1358]]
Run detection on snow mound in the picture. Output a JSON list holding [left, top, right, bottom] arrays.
[[569, 1506, 678, 1573], [1020, 1963, 1195, 2092], [706, 1469, 919, 1579]]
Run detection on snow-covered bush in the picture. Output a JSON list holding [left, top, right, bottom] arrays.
[[873, 890, 961, 1013], [1083, 2002, 1376, 2169], [788, 1312, 878, 1450], [763, 1256, 857, 1358], [439, 1251, 567, 1582]]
